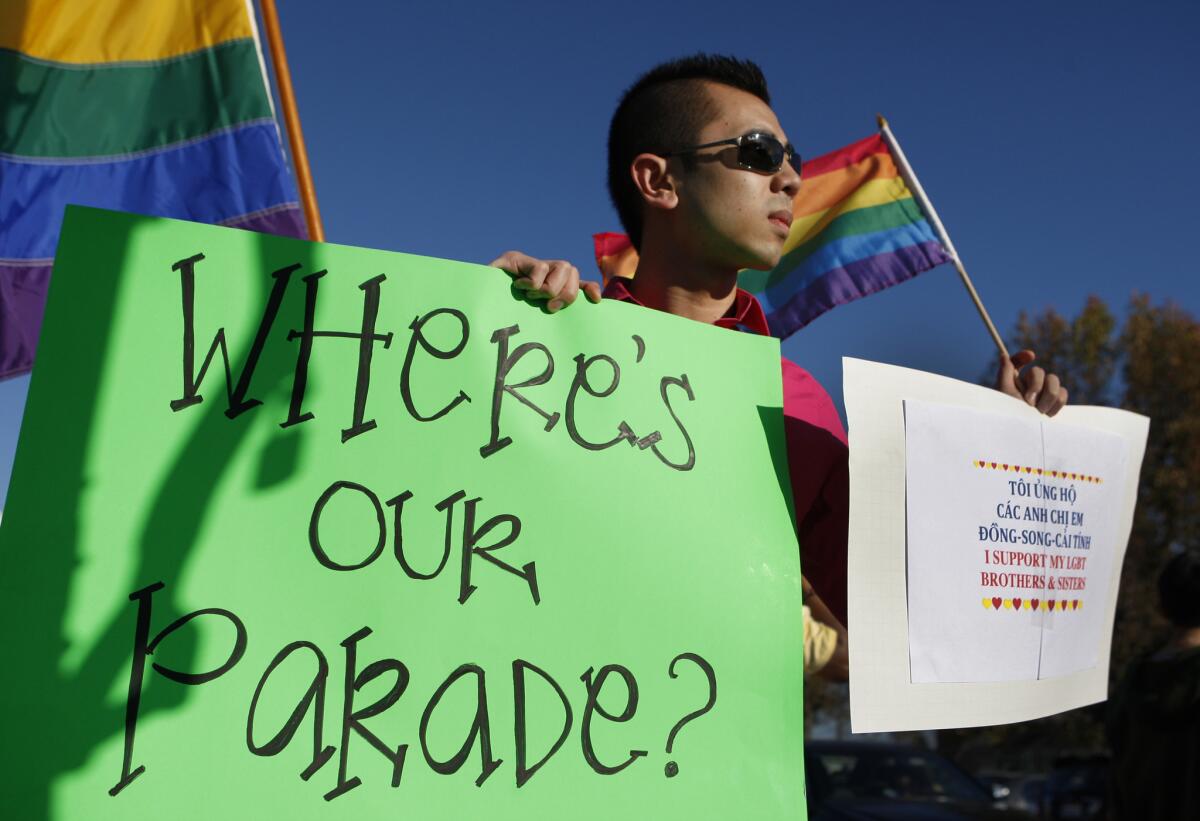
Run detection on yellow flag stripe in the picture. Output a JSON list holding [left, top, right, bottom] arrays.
[[782, 177, 913, 256], [0, 0, 253, 65]]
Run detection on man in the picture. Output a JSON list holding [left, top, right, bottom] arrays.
[[1107, 550, 1200, 819], [490, 55, 1067, 660]]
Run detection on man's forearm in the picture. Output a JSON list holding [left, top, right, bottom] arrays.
[[803, 577, 849, 681]]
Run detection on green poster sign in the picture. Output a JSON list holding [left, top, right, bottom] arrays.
[[0, 207, 806, 819]]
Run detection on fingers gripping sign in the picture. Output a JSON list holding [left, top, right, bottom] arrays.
[[996, 349, 1069, 417], [488, 251, 602, 312]]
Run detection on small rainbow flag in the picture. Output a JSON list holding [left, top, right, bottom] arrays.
[[593, 232, 638, 282], [594, 131, 952, 338], [0, 0, 305, 380]]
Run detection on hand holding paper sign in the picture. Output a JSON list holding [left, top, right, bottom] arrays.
[[995, 349, 1068, 417], [489, 250, 602, 312]]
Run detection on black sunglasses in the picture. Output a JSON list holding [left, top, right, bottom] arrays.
[[665, 131, 802, 175]]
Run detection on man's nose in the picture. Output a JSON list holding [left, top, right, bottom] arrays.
[[773, 160, 801, 199]]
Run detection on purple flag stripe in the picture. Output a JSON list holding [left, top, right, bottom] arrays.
[[0, 261, 51, 379], [0, 205, 306, 380], [765, 241, 951, 337], [219, 203, 307, 238]]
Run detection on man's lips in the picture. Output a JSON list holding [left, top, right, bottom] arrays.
[[768, 210, 793, 235]]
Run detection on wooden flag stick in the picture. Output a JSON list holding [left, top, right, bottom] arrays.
[[876, 115, 1009, 362], [258, 0, 324, 241]]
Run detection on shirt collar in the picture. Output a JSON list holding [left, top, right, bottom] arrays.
[[601, 277, 771, 336]]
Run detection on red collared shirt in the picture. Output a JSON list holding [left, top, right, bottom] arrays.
[[603, 278, 850, 624]]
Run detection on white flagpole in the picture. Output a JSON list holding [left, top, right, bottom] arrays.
[[877, 115, 1010, 361]]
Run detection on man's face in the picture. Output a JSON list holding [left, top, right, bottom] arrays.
[[671, 82, 801, 272]]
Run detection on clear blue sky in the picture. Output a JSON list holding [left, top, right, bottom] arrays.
[[1, 0, 1197, 508]]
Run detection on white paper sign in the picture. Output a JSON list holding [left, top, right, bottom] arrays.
[[905, 400, 1129, 684], [845, 358, 1148, 732]]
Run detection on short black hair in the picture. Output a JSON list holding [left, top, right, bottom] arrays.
[[607, 54, 771, 250], [1159, 550, 1200, 628]]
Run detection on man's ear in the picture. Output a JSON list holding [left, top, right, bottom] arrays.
[[630, 153, 679, 212]]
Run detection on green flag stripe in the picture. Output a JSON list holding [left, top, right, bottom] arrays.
[[764, 197, 928, 288], [0, 40, 273, 159]]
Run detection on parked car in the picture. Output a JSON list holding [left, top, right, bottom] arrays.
[[806, 740, 1030, 819], [1043, 756, 1108, 820], [976, 771, 1046, 816]]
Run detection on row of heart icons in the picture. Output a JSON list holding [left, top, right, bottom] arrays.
[[981, 597, 1082, 611], [972, 460, 1102, 484]]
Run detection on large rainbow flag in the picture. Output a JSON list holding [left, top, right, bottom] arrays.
[[594, 131, 952, 338], [0, 0, 305, 380]]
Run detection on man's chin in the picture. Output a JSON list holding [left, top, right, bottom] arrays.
[[742, 249, 783, 271]]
